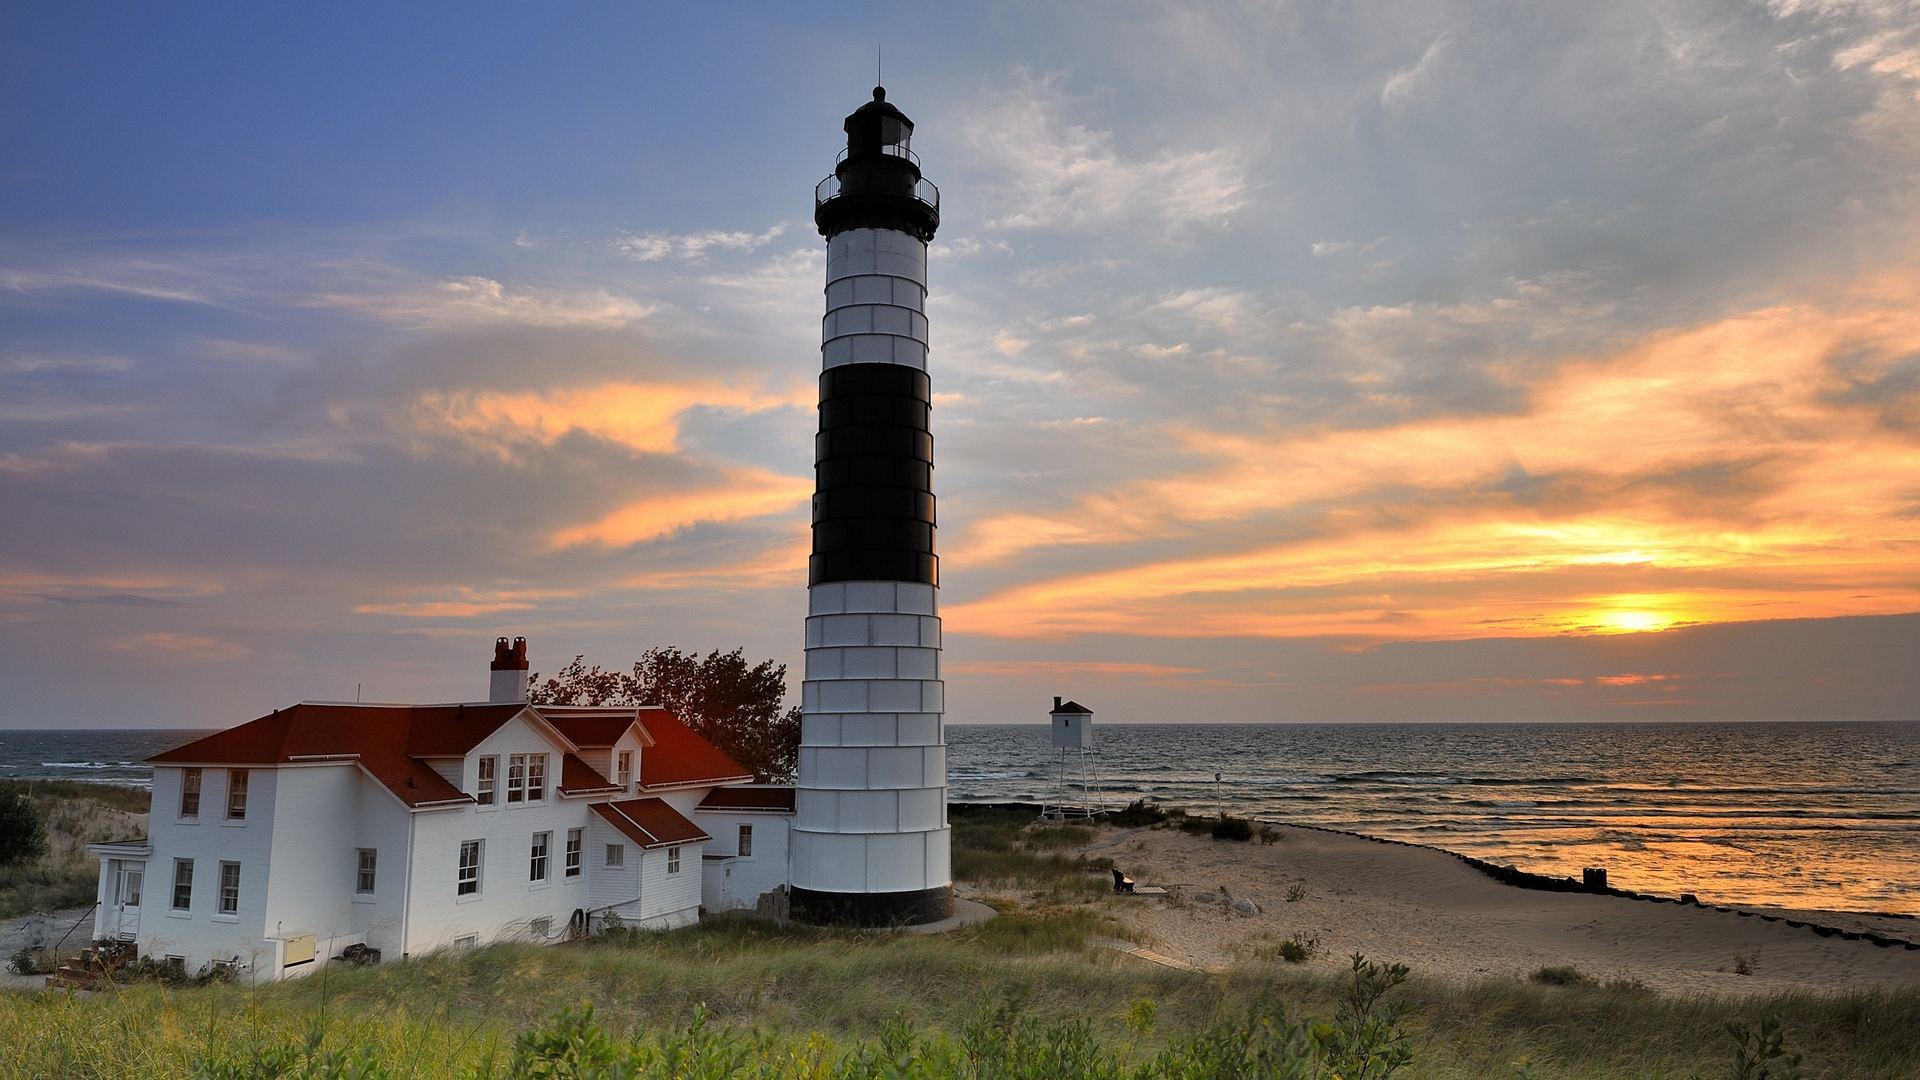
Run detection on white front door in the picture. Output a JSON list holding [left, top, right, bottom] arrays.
[[113, 864, 143, 939]]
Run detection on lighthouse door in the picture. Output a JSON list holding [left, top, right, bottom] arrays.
[[113, 864, 144, 939]]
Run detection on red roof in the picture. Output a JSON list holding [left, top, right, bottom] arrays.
[[148, 703, 526, 808], [635, 706, 753, 788], [592, 797, 709, 848], [541, 709, 644, 748], [696, 786, 796, 813], [558, 753, 620, 795]]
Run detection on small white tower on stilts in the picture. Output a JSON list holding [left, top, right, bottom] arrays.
[[1041, 697, 1100, 821]]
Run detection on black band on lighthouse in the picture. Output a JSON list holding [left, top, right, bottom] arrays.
[[810, 363, 937, 587]]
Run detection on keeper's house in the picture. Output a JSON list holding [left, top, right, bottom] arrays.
[[87, 638, 794, 982]]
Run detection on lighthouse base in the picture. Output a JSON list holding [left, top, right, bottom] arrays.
[[789, 884, 955, 927]]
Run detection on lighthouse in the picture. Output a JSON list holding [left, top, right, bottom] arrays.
[[790, 86, 952, 925]]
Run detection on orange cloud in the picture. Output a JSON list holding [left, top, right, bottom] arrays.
[[946, 268, 1920, 641], [943, 659, 1208, 679], [549, 467, 809, 549], [110, 632, 250, 664], [411, 379, 810, 459]]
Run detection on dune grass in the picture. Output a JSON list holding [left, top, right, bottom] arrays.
[[3, 805, 1916, 1077], [948, 805, 1114, 900], [3, 917, 1915, 1077], [0, 779, 146, 919]]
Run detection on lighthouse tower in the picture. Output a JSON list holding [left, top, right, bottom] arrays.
[[790, 86, 952, 925]]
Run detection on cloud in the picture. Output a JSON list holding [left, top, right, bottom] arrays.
[[0, 354, 133, 375], [943, 659, 1207, 680], [547, 466, 809, 549], [407, 379, 810, 459], [945, 268, 1920, 641], [1381, 35, 1450, 108], [616, 225, 788, 262], [956, 70, 1251, 231], [109, 631, 250, 664], [309, 275, 653, 329], [37, 592, 186, 608]]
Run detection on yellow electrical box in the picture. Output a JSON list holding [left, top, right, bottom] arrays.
[[282, 933, 316, 967]]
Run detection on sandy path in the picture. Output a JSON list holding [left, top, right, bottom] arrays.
[[1083, 824, 1920, 995]]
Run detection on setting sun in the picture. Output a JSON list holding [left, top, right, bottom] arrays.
[[1601, 611, 1669, 633]]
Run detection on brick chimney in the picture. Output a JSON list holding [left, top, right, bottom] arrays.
[[489, 636, 529, 703]]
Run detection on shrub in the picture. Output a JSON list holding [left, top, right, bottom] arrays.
[[1530, 965, 1595, 987], [1733, 951, 1758, 976], [1726, 1015, 1805, 1079], [1256, 824, 1282, 845], [1211, 816, 1254, 842], [0, 788, 48, 866], [1108, 799, 1169, 827], [1026, 824, 1094, 849], [1316, 953, 1414, 1079], [8, 946, 40, 975], [1286, 884, 1309, 903], [1255, 933, 1321, 964]]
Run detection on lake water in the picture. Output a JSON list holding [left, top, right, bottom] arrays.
[[4, 721, 1914, 915], [949, 721, 1920, 916]]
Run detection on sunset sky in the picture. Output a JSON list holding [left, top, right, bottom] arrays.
[[4, 2, 1919, 728]]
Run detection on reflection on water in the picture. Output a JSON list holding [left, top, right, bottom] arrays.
[[948, 721, 1920, 915]]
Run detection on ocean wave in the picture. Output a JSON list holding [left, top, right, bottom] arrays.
[[41, 760, 138, 769]]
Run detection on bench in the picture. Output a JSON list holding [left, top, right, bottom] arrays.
[[1112, 868, 1135, 893]]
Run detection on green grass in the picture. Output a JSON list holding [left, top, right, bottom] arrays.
[[0, 779, 147, 919], [4, 803, 1917, 1077], [3, 921, 1916, 1077], [948, 806, 1111, 900]]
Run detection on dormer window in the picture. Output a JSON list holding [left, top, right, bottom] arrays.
[[507, 753, 547, 803], [476, 756, 497, 806], [616, 750, 632, 787]]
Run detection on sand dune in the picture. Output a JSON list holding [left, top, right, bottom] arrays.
[[1078, 824, 1920, 994]]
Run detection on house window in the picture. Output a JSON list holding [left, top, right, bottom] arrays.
[[180, 768, 201, 819], [453, 934, 478, 950], [738, 824, 753, 858], [218, 862, 240, 915], [506, 755, 526, 803], [476, 756, 497, 806], [526, 754, 547, 801], [171, 859, 194, 911], [530, 916, 551, 938], [605, 843, 624, 868], [565, 829, 582, 878], [457, 840, 483, 896], [356, 849, 377, 894], [667, 847, 681, 875], [225, 769, 249, 820], [529, 832, 550, 883], [615, 750, 632, 786]]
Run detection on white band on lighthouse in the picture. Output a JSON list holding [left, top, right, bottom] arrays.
[[821, 228, 929, 370]]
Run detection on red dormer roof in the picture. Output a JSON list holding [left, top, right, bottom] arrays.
[[147, 702, 527, 809], [558, 752, 621, 795], [540, 708, 650, 749], [696, 786, 796, 813], [635, 706, 754, 788], [592, 797, 709, 849]]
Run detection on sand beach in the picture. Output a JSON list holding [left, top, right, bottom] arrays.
[[1047, 821, 1920, 995]]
